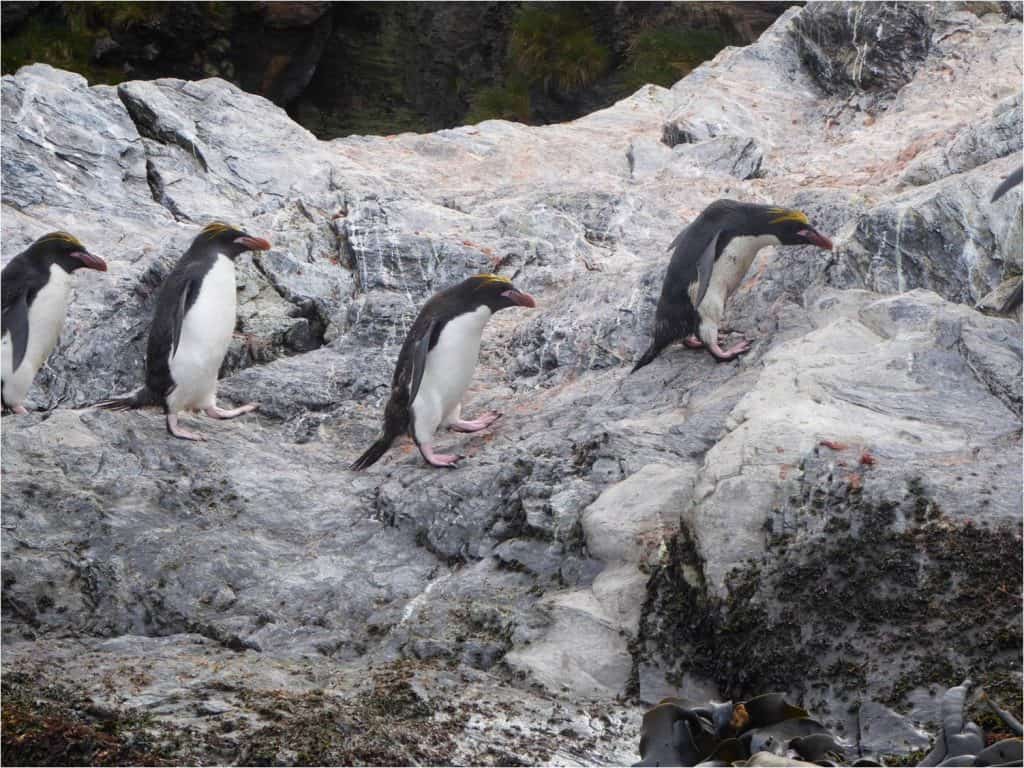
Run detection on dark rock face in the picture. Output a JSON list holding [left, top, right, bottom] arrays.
[[792, 2, 932, 99], [1, 1, 786, 138], [1, 1, 1022, 763]]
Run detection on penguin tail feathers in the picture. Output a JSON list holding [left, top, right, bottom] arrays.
[[992, 166, 1023, 202], [631, 343, 663, 374], [350, 434, 395, 471], [93, 386, 159, 411]]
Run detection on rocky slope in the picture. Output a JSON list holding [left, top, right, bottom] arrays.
[[2, 1, 1021, 764]]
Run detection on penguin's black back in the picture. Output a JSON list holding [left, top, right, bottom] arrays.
[[1, 250, 50, 314], [145, 245, 222, 402]]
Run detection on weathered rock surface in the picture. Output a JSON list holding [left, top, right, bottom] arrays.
[[2, 1, 1021, 764]]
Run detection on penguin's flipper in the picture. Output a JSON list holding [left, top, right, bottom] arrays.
[[407, 318, 436, 405], [170, 278, 200, 357], [1, 291, 29, 372], [693, 231, 721, 312]]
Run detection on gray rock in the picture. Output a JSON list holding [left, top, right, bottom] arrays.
[[834, 159, 1023, 307], [671, 135, 764, 179], [628, 137, 674, 179], [792, 2, 932, 99], [902, 94, 1023, 187], [859, 701, 933, 757]]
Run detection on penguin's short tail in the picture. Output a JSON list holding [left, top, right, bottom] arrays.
[[350, 434, 395, 471], [93, 386, 159, 411], [992, 166, 1023, 202], [630, 343, 664, 374]]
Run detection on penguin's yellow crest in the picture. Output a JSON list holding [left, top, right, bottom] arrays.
[[473, 273, 512, 287], [768, 208, 810, 226], [200, 221, 239, 238], [38, 231, 84, 248]]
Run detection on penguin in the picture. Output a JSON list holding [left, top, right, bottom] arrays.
[[992, 165, 1022, 202], [350, 274, 536, 470], [94, 222, 270, 440], [2, 232, 107, 414], [632, 200, 833, 372]]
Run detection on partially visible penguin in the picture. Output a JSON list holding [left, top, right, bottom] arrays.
[[992, 165, 1022, 202], [632, 200, 833, 372], [95, 222, 270, 440], [351, 274, 536, 470], [2, 232, 108, 414]]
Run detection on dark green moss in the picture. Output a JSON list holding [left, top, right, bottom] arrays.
[[636, 477, 1023, 717]]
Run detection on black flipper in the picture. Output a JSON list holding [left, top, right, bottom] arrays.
[[693, 231, 721, 312], [992, 166, 1023, 202], [407, 318, 435, 405], [171, 278, 199, 357], [2, 291, 29, 373]]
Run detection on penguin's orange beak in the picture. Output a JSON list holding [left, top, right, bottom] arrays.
[[502, 289, 536, 308], [234, 236, 272, 251], [799, 228, 833, 251], [72, 250, 107, 271]]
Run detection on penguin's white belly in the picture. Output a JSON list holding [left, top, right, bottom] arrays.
[[411, 306, 492, 442], [1, 266, 72, 406], [692, 234, 778, 323], [167, 255, 236, 412]]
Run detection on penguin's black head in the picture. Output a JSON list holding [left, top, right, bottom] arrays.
[[762, 207, 834, 250], [462, 274, 537, 312], [29, 232, 107, 273], [196, 222, 272, 259]]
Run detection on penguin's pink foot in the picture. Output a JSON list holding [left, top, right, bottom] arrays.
[[204, 402, 259, 419], [449, 411, 502, 433], [11, 405, 29, 415], [420, 444, 462, 468], [167, 413, 207, 441], [683, 336, 704, 349], [709, 338, 751, 361]]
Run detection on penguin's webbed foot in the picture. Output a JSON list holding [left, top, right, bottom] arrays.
[[709, 338, 751, 361], [11, 404, 29, 415], [683, 335, 705, 349], [204, 402, 259, 419], [167, 413, 207, 441], [449, 411, 502, 433], [420, 444, 463, 468]]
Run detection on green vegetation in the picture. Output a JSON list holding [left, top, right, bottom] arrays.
[[468, 3, 610, 123], [2, 1, 738, 134], [0, 12, 117, 83], [466, 77, 531, 124], [468, 4, 729, 125], [62, 2, 170, 34], [0, 3, 172, 83], [622, 27, 727, 91], [509, 4, 609, 94]]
